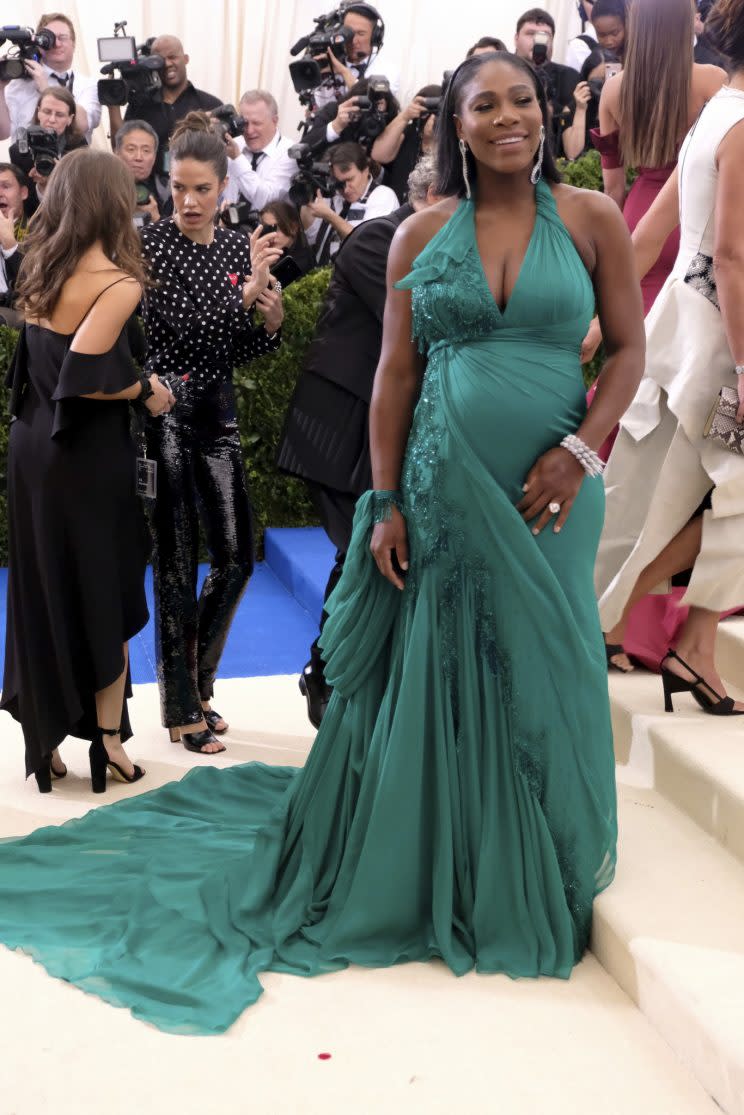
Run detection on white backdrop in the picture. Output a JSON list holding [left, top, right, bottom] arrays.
[[1, 0, 580, 158]]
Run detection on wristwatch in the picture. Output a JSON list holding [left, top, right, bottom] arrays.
[[138, 373, 154, 402], [735, 365, 744, 376]]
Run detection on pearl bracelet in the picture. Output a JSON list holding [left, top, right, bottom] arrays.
[[560, 434, 605, 478]]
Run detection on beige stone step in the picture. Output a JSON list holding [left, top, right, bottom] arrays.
[[717, 616, 744, 691], [593, 780, 744, 1115], [609, 671, 744, 866]]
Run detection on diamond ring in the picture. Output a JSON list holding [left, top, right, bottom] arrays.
[[549, 502, 561, 515]]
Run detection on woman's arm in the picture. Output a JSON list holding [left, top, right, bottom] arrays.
[[519, 191, 645, 535], [597, 78, 626, 209], [713, 119, 744, 421], [561, 83, 590, 162], [370, 111, 410, 164], [369, 218, 429, 587]]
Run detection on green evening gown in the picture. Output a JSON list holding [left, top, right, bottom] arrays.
[[0, 179, 617, 1035]]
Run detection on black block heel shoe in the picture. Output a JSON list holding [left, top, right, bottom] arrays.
[[89, 727, 146, 793], [181, 728, 226, 754], [661, 649, 744, 716], [33, 753, 67, 794]]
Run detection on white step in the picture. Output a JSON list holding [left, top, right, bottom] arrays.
[[593, 779, 744, 1115], [609, 671, 744, 866], [717, 617, 744, 691]]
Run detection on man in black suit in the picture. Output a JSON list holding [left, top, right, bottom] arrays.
[[277, 154, 440, 728]]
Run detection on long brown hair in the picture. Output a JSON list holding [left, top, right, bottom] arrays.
[[33, 86, 85, 150], [618, 0, 694, 167], [15, 148, 150, 320]]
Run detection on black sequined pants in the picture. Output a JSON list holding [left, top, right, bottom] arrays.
[[306, 482, 356, 672], [147, 385, 254, 728]]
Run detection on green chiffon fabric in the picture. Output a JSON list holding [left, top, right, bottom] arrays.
[[0, 180, 616, 1035]]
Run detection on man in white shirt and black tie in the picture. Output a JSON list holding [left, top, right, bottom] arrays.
[[223, 90, 298, 210], [0, 13, 101, 144]]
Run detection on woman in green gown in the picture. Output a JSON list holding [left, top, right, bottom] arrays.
[[0, 53, 645, 1035]]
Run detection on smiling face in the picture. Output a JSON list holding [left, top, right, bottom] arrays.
[[0, 169, 28, 221], [37, 92, 74, 135], [240, 99, 278, 153], [171, 157, 226, 240], [454, 59, 544, 182], [39, 18, 75, 72]]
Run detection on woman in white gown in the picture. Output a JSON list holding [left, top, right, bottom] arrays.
[[596, 0, 744, 715]]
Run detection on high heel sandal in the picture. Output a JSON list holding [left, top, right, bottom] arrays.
[[604, 638, 634, 674], [181, 728, 226, 754], [33, 753, 67, 794], [89, 727, 146, 793], [660, 649, 744, 716], [203, 709, 228, 735]]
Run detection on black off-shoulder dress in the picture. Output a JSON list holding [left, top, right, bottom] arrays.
[[1, 317, 150, 777]]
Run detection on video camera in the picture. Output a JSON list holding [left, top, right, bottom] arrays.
[[287, 141, 337, 209], [97, 22, 164, 108], [288, 4, 357, 95], [16, 125, 63, 177], [0, 25, 55, 82]]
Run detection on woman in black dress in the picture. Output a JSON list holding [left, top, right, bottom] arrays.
[[141, 113, 284, 755], [1, 149, 174, 792]]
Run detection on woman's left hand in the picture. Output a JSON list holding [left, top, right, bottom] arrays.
[[517, 447, 585, 535], [256, 279, 284, 334]]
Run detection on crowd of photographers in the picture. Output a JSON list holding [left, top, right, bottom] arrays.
[[0, 0, 725, 322]]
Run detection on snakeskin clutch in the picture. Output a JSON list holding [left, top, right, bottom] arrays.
[[704, 385, 744, 455]]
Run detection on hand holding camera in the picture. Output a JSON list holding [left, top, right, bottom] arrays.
[[332, 96, 361, 135], [305, 189, 335, 221], [573, 81, 592, 113]]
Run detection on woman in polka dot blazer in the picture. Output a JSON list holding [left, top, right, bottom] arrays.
[[140, 113, 284, 756]]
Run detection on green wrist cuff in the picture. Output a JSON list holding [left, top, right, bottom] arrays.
[[371, 490, 403, 523]]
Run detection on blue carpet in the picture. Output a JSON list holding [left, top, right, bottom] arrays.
[[0, 562, 321, 685], [264, 527, 335, 619]]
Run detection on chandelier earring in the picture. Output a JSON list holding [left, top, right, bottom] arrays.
[[458, 138, 472, 200], [531, 124, 546, 185]]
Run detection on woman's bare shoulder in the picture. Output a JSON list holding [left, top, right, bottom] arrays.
[[692, 62, 728, 96], [393, 199, 459, 252]]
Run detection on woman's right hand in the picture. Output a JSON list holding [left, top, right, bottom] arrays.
[[144, 375, 175, 417], [580, 316, 603, 365], [370, 507, 409, 591]]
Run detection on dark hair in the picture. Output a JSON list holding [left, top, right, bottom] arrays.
[[260, 199, 301, 239], [329, 141, 381, 178], [435, 52, 561, 197], [592, 0, 627, 21], [579, 46, 615, 81], [115, 118, 159, 152], [0, 161, 30, 191], [416, 82, 443, 99], [466, 36, 508, 57], [15, 149, 149, 319], [33, 86, 85, 149], [706, 0, 744, 68], [343, 76, 400, 117], [170, 111, 228, 180], [516, 8, 556, 34]]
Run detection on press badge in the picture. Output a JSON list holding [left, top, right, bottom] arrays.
[[136, 457, 158, 499]]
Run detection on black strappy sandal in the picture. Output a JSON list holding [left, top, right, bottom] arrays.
[[203, 709, 228, 735], [181, 728, 226, 754], [89, 727, 146, 793], [661, 648, 744, 716]]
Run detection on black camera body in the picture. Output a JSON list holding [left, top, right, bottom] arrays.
[[288, 4, 359, 95], [288, 142, 337, 209], [97, 25, 164, 108], [221, 201, 262, 231], [16, 125, 63, 177], [0, 25, 55, 82], [211, 104, 244, 140]]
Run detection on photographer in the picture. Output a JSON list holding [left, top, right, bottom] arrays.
[[109, 36, 221, 173], [10, 86, 86, 204], [302, 141, 398, 265], [258, 201, 316, 277], [593, 0, 627, 62], [304, 77, 399, 154], [561, 48, 616, 160], [277, 153, 442, 727], [370, 83, 440, 202], [114, 119, 167, 224], [314, 2, 399, 107], [0, 162, 28, 326], [222, 91, 298, 210], [0, 13, 101, 143], [514, 8, 580, 148]]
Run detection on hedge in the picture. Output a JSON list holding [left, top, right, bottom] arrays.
[[0, 149, 619, 565]]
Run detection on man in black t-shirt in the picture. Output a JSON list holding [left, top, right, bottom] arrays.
[[108, 36, 221, 174], [514, 8, 580, 149]]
